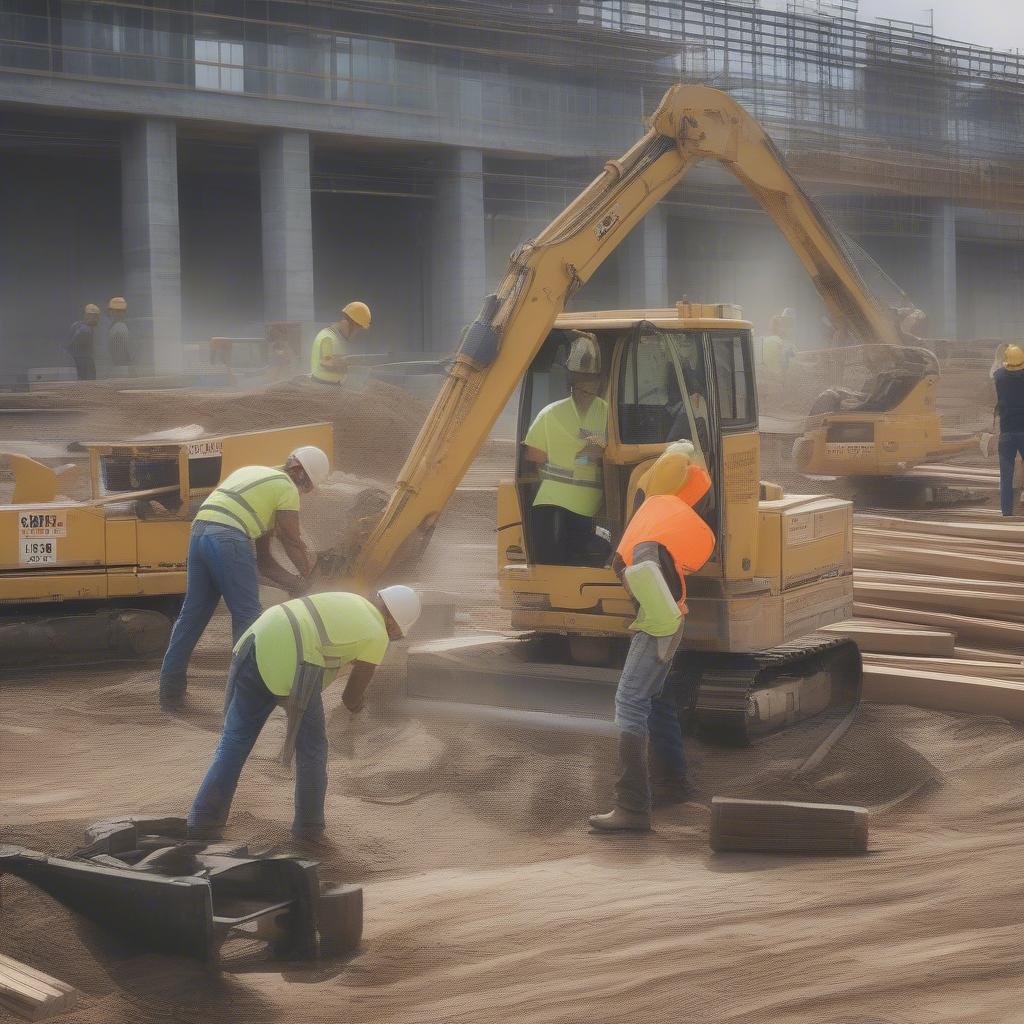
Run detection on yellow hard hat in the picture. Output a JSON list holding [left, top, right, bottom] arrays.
[[1003, 344, 1024, 371], [108, 296, 127, 311], [84, 303, 101, 315], [646, 441, 695, 497], [341, 301, 371, 329]]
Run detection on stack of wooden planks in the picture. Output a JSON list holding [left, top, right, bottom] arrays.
[[0, 954, 77, 1020], [824, 508, 1024, 720]]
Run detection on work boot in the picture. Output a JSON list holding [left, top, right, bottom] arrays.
[[588, 731, 652, 832], [649, 748, 696, 806]]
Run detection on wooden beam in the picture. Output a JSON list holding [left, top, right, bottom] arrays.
[[709, 797, 869, 855], [864, 664, 1024, 722], [0, 955, 77, 1021]]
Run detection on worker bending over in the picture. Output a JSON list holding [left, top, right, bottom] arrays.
[[187, 586, 421, 844], [159, 446, 329, 710], [523, 332, 609, 565], [590, 442, 716, 832], [994, 344, 1024, 516], [311, 301, 372, 384]]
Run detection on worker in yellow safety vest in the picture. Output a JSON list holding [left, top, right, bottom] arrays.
[[523, 331, 609, 565], [310, 301, 372, 384], [590, 441, 716, 832], [159, 445, 331, 711], [186, 586, 422, 845]]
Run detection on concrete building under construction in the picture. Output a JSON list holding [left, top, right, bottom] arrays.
[[1, 0, 1023, 376]]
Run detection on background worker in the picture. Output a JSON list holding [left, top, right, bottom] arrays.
[[310, 301, 372, 384], [761, 307, 797, 377], [159, 445, 330, 710], [68, 303, 100, 380], [106, 296, 133, 371], [186, 586, 421, 844], [993, 344, 1024, 516], [523, 332, 609, 565], [590, 441, 716, 832]]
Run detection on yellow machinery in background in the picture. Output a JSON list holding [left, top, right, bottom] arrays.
[[789, 345, 986, 504], [0, 423, 332, 667]]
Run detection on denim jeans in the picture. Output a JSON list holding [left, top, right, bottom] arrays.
[[159, 520, 262, 702], [998, 432, 1024, 516], [614, 627, 688, 778], [188, 642, 329, 835]]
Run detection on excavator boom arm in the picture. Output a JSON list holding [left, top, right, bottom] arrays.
[[351, 85, 901, 586]]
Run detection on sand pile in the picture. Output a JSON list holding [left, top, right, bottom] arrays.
[[1, 378, 429, 482]]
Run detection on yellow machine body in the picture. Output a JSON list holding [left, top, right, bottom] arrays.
[[0, 422, 333, 608], [496, 308, 854, 655]]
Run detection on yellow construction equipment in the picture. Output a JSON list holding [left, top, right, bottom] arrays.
[[342, 85, 877, 743], [791, 345, 986, 505], [0, 423, 332, 667]]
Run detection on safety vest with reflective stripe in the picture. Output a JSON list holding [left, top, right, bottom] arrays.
[[239, 592, 390, 697], [311, 326, 345, 383], [617, 465, 716, 612], [524, 396, 608, 517], [195, 466, 300, 539]]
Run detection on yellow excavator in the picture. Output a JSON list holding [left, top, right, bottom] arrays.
[[341, 84, 886, 744]]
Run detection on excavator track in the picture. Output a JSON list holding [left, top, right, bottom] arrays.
[[406, 633, 862, 754], [682, 634, 862, 747]]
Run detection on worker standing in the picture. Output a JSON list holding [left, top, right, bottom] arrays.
[[106, 297, 133, 372], [159, 446, 330, 710], [523, 332, 609, 565], [589, 441, 716, 832], [310, 301, 372, 385], [761, 308, 796, 376], [68, 304, 100, 381], [994, 344, 1024, 517], [186, 586, 421, 844]]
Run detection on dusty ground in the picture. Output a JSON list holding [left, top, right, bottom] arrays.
[[3, 365, 1023, 1023]]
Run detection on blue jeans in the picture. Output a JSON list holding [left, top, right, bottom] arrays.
[[614, 628, 687, 778], [160, 520, 262, 703], [189, 642, 329, 835], [998, 432, 1024, 516]]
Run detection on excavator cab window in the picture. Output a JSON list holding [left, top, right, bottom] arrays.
[[710, 331, 756, 431]]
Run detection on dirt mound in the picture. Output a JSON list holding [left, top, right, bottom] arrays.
[[2, 377, 429, 482]]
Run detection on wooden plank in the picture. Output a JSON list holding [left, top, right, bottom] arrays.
[[954, 645, 1024, 665], [855, 570, 1024, 596], [863, 664, 1024, 722], [818, 621, 955, 656], [0, 954, 77, 1021], [862, 653, 1024, 681], [854, 602, 1024, 649], [853, 547, 1024, 582], [709, 797, 868, 855], [853, 582, 1024, 621]]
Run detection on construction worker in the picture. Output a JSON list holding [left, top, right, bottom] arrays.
[[994, 344, 1024, 517], [186, 586, 422, 844], [523, 332, 609, 565], [761, 308, 796, 376], [68, 303, 100, 380], [159, 446, 330, 710], [106, 297, 132, 370], [311, 301, 372, 384], [590, 441, 716, 832]]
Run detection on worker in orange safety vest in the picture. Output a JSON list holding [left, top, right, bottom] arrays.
[[589, 440, 716, 832]]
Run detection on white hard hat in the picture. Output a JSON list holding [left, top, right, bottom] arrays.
[[289, 445, 330, 487], [565, 332, 601, 375], [378, 585, 421, 637]]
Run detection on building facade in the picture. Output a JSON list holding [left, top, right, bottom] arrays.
[[2, 0, 1024, 375]]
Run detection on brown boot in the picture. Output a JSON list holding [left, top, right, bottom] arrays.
[[589, 732, 652, 832]]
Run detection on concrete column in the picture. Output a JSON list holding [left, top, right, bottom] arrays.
[[620, 205, 669, 309], [122, 118, 182, 373], [930, 201, 958, 339], [260, 130, 315, 325], [431, 148, 486, 352]]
